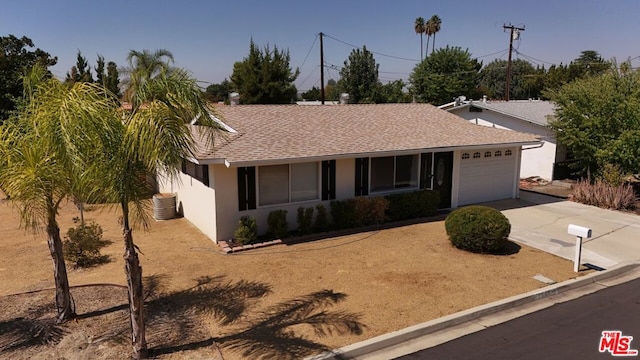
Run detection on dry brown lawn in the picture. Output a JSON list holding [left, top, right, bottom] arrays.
[[0, 194, 583, 359]]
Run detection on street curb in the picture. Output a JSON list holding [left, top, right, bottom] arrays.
[[307, 261, 640, 360]]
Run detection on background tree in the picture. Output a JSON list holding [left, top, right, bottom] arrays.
[[205, 78, 232, 103], [0, 35, 57, 122], [122, 49, 174, 105], [410, 46, 481, 104], [105, 61, 121, 98], [300, 86, 321, 101], [324, 79, 339, 101], [479, 59, 540, 99], [414, 17, 426, 61], [570, 50, 610, 78], [377, 79, 411, 103], [547, 64, 640, 177], [337, 45, 380, 104], [65, 51, 93, 84], [95, 55, 106, 85], [230, 40, 299, 104], [427, 15, 442, 54]]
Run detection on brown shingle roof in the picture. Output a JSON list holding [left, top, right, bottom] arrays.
[[193, 103, 539, 165]]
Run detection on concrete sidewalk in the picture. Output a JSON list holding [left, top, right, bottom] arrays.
[[491, 191, 640, 269]]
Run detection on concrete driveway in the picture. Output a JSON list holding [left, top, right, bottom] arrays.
[[485, 191, 640, 270]]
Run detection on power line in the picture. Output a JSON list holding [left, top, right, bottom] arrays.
[[514, 50, 555, 65], [323, 33, 421, 62], [297, 34, 318, 71], [297, 65, 320, 88], [476, 49, 509, 59]]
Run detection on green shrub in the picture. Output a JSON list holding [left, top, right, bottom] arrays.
[[572, 179, 636, 210], [330, 196, 388, 229], [330, 200, 355, 229], [314, 204, 329, 232], [234, 216, 257, 244], [385, 190, 440, 221], [63, 222, 111, 268], [267, 209, 289, 239], [296, 207, 314, 235], [353, 196, 388, 227], [445, 206, 511, 253], [599, 163, 625, 187]]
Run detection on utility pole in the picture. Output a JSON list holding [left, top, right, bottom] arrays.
[[319, 32, 325, 104], [503, 24, 525, 101]]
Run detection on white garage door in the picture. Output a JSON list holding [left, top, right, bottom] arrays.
[[458, 149, 517, 206]]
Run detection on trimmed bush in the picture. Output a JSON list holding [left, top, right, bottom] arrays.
[[330, 196, 388, 229], [352, 196, 388, 227], [330, 200, 355, 230], [63, 222, 111, 268], [296, 206, 314, 235], [234, 216, 257, 244], [314, 204, 329, 232], [385, 190, 440, 221], [445, 206, 511, 253], [267, 209, 289, 239], [572, 179, 636, 210]]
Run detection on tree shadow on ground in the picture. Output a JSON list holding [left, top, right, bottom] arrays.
[[1, 276, 365, 359], [0, 302, 65, 352], [150, 288, 366, 360]]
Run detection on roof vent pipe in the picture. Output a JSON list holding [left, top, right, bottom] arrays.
[[229, 92, 240, 105], [482, 95, 487, 104], [339, 93, 350, 105]]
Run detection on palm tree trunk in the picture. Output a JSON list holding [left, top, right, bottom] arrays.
[[432, 34, 436, 54], [122, 203, 147, 359], [426, 36, 431, 59], [420, 34, 423, 61], [46, 210, 75, 323]]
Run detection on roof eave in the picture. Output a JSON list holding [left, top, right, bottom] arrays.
[[195, 140, 541, 167]]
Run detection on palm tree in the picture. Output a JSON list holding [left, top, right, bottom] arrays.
[[0, 69, 117, 323], [414, 17, 426, 61], [428, 15, 442, 55], [121, 49, 175, 107], [425, 19, 432, 59], [98, 50, 223, 359]]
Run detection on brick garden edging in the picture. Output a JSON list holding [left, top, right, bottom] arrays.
[[217, 239, 283, 253]]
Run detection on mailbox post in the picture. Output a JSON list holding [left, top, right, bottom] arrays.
[[568, 224, 592, 272]]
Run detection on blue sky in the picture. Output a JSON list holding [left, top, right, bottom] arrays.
[[2, 0, 639, 91]]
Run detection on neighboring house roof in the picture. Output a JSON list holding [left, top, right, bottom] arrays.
[[192, 103, 540, 166], [443, 100, 556, 127]]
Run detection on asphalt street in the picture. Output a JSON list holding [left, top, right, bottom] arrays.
[[397, 278, 640, 360]]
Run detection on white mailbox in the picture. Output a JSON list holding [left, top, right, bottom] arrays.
[[568, 224, 592, 238]]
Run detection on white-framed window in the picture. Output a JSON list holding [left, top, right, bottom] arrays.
[[370, 155, 419, 192], [462, 153, 470, 159], [258, 162, 319, 206]]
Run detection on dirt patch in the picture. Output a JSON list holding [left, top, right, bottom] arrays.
[[0, 196, 584, 359]]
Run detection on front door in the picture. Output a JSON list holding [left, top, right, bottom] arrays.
[[433, 151, 453, 208]]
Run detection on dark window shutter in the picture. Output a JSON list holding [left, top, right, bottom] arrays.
[[237, 167, 247, 211], [246, 167, 256, 210], [355, 157, 369, 196], [202, 165, 210, 187], [322, 160, 336, 200], [181, 160, 187, 174], [238, 167, 257, 211], [420, 153, 433, 189]]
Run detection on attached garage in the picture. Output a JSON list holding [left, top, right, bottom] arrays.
[[457, 148, 519, 206]]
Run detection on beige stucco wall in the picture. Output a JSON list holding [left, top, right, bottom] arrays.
[[157, 169, 217, 240], [450, 108, 556, 180]]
